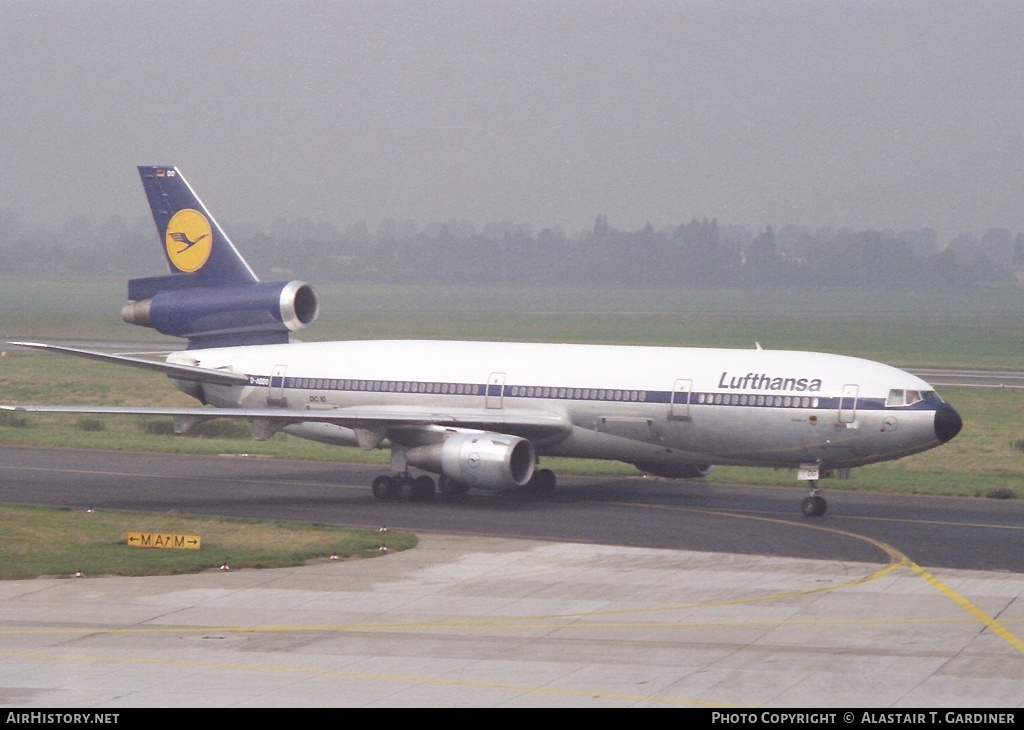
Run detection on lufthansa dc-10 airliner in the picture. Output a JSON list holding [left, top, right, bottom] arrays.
[[5, 167, 963, 516]]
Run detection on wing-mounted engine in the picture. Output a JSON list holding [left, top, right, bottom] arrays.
[[405, 431, 536, 492], [633, 462, 715, 479], [122, 277, 319, 349]]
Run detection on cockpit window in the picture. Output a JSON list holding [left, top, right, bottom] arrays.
[[887, 389, 942, 407]]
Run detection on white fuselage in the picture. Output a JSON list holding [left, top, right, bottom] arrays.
[[170, 339, 949, 473]]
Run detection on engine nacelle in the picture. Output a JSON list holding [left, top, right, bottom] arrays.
[[633, 462, 715, 479], [122, 280, 319, 347], [406, 432, 536, 492]]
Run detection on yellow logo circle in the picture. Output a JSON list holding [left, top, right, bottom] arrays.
[[165, 209, 213, 272]]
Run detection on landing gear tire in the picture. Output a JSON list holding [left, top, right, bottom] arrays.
[[801, 495, 827, 517], [391, 474, 436, 501], [438, 475, 470, 496], [371, 475, 397, 501], [523, 468, 556, 497], [398, 475, 416, 500], [414, 475, 436, 499]]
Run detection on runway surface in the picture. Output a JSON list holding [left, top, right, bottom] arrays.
[[1, 446, 1023, 707], [910, 368, 1024, 390]]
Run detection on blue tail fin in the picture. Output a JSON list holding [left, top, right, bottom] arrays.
[[133, 166, 257, 295], [123, 167, 319, 349]]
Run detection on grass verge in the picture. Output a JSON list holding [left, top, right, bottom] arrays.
[[0, 503, 415, 581]]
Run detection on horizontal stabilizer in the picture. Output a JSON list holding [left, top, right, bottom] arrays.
[[6, 342, 249, 386]]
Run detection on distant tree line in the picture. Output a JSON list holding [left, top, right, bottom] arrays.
[[1, 210, 1022, 288]]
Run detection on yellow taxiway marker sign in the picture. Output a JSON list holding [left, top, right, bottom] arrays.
[[126, 532, 201, 550]]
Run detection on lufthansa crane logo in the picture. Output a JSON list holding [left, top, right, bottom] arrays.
[[165, 209, 213, 272]]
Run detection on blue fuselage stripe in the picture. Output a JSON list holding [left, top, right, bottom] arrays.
[[244, 374, 932, 413]]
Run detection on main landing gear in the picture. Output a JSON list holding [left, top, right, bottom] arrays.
[[520, 468, 557, 496], [371, 473, 437, 501], [369, 468, 558, 500], [437, 475, 471, 496], [800, 482, 827, 517]]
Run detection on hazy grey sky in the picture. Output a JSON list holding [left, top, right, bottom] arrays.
[[2, 0, 1022, 240]]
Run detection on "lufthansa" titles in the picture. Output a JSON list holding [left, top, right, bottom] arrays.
[[718, 372, 823, 392]]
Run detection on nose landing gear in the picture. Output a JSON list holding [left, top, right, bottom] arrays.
[[797, 463, 831, 517], [801, 482, 827, 517]]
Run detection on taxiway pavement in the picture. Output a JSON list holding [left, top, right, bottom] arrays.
[[1, 533, 1022, 708]]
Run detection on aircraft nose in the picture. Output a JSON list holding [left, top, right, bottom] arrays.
[[934, 401, 963, 443]]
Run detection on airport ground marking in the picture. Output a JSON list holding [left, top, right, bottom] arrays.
[[628, 502, 1024, 657], [902, 558, 1024, 654], [0, 650, 741, 707], [5, 615, 1022, 639], [712, 504, 1024, 533]]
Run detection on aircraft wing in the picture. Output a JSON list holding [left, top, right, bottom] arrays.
[[6, 341, 249, 386], [3, 341, 571, 442], [0, 404, 572, 442]]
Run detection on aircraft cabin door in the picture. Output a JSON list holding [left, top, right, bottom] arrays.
[[268, 365, 288, 406], [486, 372, 506, 409], [670, 379, 693, 419], [839, 383, 859, 424]]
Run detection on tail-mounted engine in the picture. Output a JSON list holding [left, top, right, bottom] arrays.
[[122, 277, 319, 349]]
